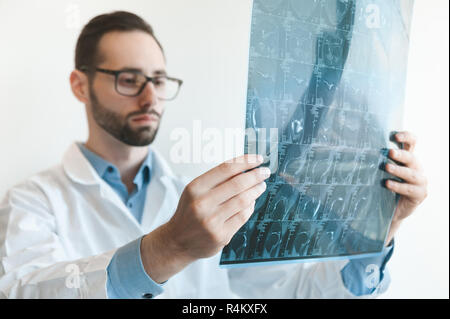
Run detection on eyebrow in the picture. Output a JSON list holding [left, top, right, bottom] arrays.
[[119, 67, 167, 76]]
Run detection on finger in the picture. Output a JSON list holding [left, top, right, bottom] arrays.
[[385, 163, 426, 185], [385, 179, 425, 200], [208, 166, 270, 205], [225, 201, 256, 237], [395, 131, 417, 152], [190, 154, 263, 194], [216, 181, 266, 222], [389, 149, 419, 169]]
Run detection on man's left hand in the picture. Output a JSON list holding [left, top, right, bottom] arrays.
[[384, 131, 428, 245]]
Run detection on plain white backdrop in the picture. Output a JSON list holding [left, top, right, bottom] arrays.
[[0, 0, 448, 298]]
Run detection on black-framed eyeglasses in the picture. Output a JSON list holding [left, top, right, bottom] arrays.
[[79, 67, 183, 101]]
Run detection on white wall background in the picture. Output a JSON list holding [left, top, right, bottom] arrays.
[[0, 0, 447, 298]]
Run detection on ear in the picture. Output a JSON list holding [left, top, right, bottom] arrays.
[[70, 70, 90, 104]]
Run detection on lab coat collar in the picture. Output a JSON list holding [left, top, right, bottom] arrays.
[[63, 143, 101, 185], [63, 142, 179, 232], [62, 142, 177, 186]]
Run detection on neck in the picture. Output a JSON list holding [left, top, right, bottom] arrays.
[[85, 129, 149, 190]]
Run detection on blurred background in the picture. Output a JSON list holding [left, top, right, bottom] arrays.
[[0, 0, 448, 298]]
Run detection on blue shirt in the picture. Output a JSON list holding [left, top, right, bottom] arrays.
[[341, 239, 394, 296], [78, 143, 151, 223], [79, 143, 394, 298]]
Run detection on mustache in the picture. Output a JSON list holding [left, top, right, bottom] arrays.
[[127, 109, 162, 120]]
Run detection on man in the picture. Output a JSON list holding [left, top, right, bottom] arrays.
[[0, 11, 427, 298]]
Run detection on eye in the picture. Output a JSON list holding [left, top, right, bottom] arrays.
[[153, 77, 167, 87], [118, 73, 142, 87], [124, 78, 137, 84]]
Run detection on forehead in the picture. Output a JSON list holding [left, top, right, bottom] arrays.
[[97, 30, 166, 74]]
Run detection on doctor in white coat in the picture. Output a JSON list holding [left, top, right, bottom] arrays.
[[0, 11, 427, 299]]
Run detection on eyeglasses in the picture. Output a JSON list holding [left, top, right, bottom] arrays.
[[79, 67, 183, 101]]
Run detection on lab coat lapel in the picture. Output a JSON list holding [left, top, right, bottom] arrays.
[[140, 147, 179, 233], [62, 143, 144, 235], [98, 180, 143, 232]]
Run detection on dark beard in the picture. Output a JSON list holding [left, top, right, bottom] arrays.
[[89, 86, 160, 146]]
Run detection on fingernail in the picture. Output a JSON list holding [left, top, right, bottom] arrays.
[[389, 131, 398, 142], [257, 154, 264, 163], [386, 164, 395, 173], [380, 148, 389, 156], [260, 182, 267, 191]]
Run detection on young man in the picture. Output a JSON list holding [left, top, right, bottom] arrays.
[[0, 11, 427, 298]]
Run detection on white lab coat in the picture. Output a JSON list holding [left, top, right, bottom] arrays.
[[0, 143, 372, 298]]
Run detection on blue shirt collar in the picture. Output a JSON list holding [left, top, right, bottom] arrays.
[[77, 143, 152, 191]]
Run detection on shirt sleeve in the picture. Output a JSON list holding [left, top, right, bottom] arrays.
[[106, 236, 165, 299], [340, 239, 395, 296]]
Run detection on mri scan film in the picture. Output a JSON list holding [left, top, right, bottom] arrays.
[[220, 0, 414, 267]]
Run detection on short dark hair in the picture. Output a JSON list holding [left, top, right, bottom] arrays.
[[75, 11, 164, 74]]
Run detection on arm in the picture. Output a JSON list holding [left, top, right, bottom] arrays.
[[1, 155, 270, 298], [139, 154, 271, 284], [106, 153, 271, 297], [106, 236, 165, 299]]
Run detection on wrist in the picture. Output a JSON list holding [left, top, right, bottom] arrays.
[[385, 219, 402, 247], [140, 223, 193, 284], [391, 217, 403, 230]]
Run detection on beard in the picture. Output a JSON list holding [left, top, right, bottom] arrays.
[[89, 86, 161, 146]]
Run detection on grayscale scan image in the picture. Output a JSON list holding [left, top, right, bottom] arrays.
[[220, 0, 414, 267]]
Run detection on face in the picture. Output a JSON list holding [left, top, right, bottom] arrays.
[[88, 30, 166, 146]]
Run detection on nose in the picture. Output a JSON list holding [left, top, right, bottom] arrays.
[[138, 81, 158, 109]]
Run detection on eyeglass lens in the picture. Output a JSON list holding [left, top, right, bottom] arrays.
[[116, 72, 180, 100]]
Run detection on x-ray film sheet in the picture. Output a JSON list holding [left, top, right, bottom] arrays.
[[220, 0, 414, 267]]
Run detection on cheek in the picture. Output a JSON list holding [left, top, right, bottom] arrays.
[[94, 79, 117, 101], [93, 82, 135, 116]]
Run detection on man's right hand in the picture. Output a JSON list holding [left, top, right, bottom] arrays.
[[140, 154, 270, 283]]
